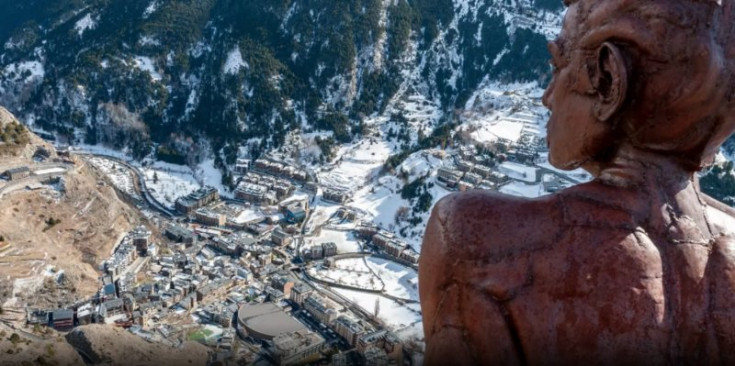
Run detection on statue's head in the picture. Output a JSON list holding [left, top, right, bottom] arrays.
[[543, 0, 735, 173]]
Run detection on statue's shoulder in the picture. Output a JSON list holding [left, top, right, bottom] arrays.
[[422, 190, 563, 261], [704, 194, 735, 236]]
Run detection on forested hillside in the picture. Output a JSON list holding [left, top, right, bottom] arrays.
[[0, 0, 562, 162]]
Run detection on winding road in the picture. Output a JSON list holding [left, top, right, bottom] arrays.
[[72, 152, 175, 217]]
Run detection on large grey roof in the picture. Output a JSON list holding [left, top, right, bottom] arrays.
[[237, 303, 305, 339]]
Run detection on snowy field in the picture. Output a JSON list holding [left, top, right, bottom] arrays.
[[351, 174, 453, 250], [335, 288, 423, 341], [229, 206, 265, 225], [309, 258, 382, 291], [305, 198, 343, 235], [365, 257, 418, 301], [304, 229, 361, 254], [499, 161, 538, 183], [398, 151, 443, 181], [317, 138, 393, 191], [86, 157, 140, 200], [142, 162, 199, 209], [500, 181, 545, 198], [470, 118, 526, 143], [193, 158, 231, 198]]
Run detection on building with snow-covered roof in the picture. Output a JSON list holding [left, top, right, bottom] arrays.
[[463, 172, 483, 185], [437, 167, 462, 185], [165, 225, 196, 245], [195, 208, 226, 227], [399, 248, 420, 264], [473, 164, 493, 178], [291, 283, 313, 305], [457, 160, 475, 173], [235, 158, 250, 174], [487, 171, 510, 185], [304, 295, 337, 325], [357, 330, 403, 364], [175, 186, 219, 214], [384, 240, 405, 257], [271, 275, 294, 298], [323, 188, 349, 204], [310, 245, 324, 260], [334, 316, 366, 346], [322, 242, 338, 257], [271, 228, 292, 246], [543, 175, 566, 193], [272, 330, 326, 365], [235, 182, 273, 205], [285, 203, 307, 223]]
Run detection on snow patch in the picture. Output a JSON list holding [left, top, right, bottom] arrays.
[[143, 1, 160, 19], [133, 56, 162, 82], [139, 36, 161, 47], [223, 46, 249, 75], [75, 13, 98, 37], [3, 61, 45, 84], [142, 161, 200, 209]]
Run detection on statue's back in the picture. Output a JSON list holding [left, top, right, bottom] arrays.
[[420, 183, 735, 365]]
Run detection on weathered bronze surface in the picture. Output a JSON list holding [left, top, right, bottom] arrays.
[[419, 1, 735, 364]]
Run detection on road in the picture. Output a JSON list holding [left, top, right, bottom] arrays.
[[72, 152, 175, 217], [290, 268, 385, 331]]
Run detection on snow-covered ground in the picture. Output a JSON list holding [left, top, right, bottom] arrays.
[[86, 157, 140, 200], [351, 174, 453, 250], [499, 181, 545, 198], [142, 161, 199, 209], [335, 288, 423, 340], [305, 198, 344, 235], [317, 256, 421, 339], [133, 56, 162, 82], [3, 61, 45, 84], [193, 158, 231, 198], [365, 257, 418, 301], [398, 151, 443, 182], [304, 229, 361, 254], [139, 36, 161, 47], [309, 258, 382, 290], [316, 138, 392, 192], [223, 46, 249, 75], [229, 206, 265, 225], [143, 1, 160, 19], [75, 13, 98, 37], [469, 118, 525, 143], [499, 161, 538, 183]]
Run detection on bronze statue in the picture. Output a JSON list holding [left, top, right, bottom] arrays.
[[419, 0, 735, 364]]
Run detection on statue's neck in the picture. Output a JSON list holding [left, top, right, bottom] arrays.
[[595, 144, 692, 190], [593, 144, 715, 239]]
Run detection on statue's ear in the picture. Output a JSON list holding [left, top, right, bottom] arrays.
[[592, 42, 628, 122]]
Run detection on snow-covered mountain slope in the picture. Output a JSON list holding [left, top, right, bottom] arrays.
[[1, 0, 732, 205], [0, 0, 562, 163]]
